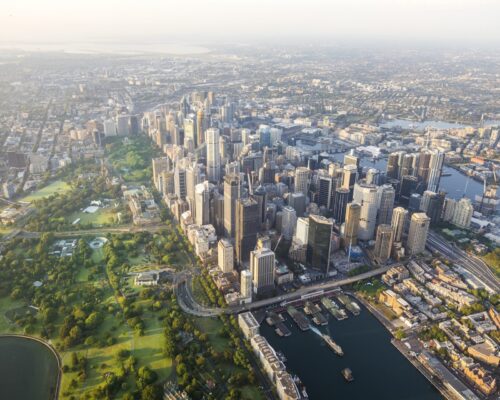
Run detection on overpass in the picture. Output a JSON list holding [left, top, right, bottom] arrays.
[[175, 265, 391, 317]]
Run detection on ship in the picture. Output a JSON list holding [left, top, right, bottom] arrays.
[[337, 294, 361, 316], [322, 334, 344, 356], [321, 297, 348, 321], [287, 305, 310, 331], [342, 368, 354, 382]]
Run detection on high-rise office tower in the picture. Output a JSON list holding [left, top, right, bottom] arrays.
[[295, 217, 309, 244], [152, 157, 171, 191], [306, 215, 333, 274], [344, 152, 360, 169], [223, 174, 240, 238], [407, 213, 430, 255], [184, 116, 197, 148], [442, 198, 456, 222], [211, 192, 225, 236], [332, 188, 350, 224], [196, 109, 205, 146], [317, 174, 334, 209], [353, 182, 379, 241], [287, 192, 306, 218], [250, 248, 275, 294], [235, 197, 260, 265], [206, 128, 221, 183], [218, 239, 234, 273], [366, 168, 381, 185], [174, 168, 187, 200], [374, 224, 394, 263], [281, 206, 297, 240], [420, 190, 436, 213], [294, 167, 310, 195], [426, 191, 445, 225], [186, 163, 202, 211], [391, 207, 408, 243], [341, 164, 358, 194], [344, 202, 361, 247], [399, 175, 419, 205], [452, 198, 474, 228], [240, 269, 252, 299], [377, 184, 395, 225], [386, 152, 403, 179], [427, 151, 445, 192], [401, 153, 416, 177], [408, 193, 422, 213], [116, 114, 130, 136], [194, 181, 211, 226], [417, 150, 432, 185]]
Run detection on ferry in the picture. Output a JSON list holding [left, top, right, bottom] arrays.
[[322, 334, 344, 356], [342, 368, 354, 382], [321, 297, 348, 321], [337, 294, 361, 316]]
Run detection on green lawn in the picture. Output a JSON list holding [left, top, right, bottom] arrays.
[[194, 317, 230, 353], [66, 207, 118, 226], [20, 180, 71, 203]]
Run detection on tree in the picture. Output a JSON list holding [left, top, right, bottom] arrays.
[[141, 384, 163, 400]]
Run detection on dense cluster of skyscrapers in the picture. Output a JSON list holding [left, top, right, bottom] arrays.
[[148, 92, 475, 301]]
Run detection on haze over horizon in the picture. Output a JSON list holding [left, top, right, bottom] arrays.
[[2, 0, 500, 51]]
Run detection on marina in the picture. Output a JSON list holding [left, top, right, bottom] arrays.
[[321, 297, 348, 321], [266, 311, 291, 337], [303, 301, 328, 326], [337, 294, 361, 316]]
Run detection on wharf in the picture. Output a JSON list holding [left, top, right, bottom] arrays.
[[287, 305, 310, 331]]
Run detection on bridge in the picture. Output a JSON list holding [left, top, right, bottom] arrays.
[[175, 265, 391, 317]]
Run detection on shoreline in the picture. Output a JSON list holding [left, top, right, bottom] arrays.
[[0, 333, 62, 400]]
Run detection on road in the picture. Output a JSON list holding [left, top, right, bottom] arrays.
[[426, 230, 500, 293], [176, 265, 392, 316]]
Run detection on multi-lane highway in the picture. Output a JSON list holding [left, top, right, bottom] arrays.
[[427, 230, 500, 293]]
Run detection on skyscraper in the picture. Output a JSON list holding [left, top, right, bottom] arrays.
[[295, 217, 309, 245], [294, 167, 310, 195], [452, 198, 474, 228], [407, 213, 430, 255], [391, 207, 408, 243], [332, 188, 350, 224], [386, 152, 402, 180], [281, 206, 297, 240], [250, 248, 275, 294], [427, 151, 445, 192], [240, 269, 252, 300], [317, 174, 334, 209], [344, 202, 361, 247], [287, 192, 306, 218], [306, 215, 333, 274], [341, 164, 358, 194], [224, 174, 240, 238], [194, 181, 211, 226], [235, 197, 260, 265], [353, 182, 379, 241], [377, 184, 395, 225], [196, 109, 205, 146], [206, 128, 221, 183], [374, 224, 394, 263], [218, 239, 234, 273]]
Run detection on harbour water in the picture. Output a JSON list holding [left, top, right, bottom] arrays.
[[332, 153, 484, 201], [0, 336, 59, 400], [260, 302, 443, 400]]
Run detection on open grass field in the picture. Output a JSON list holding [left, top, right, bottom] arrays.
[[20, 180, 71, 203], [66, 206, 118, 226]]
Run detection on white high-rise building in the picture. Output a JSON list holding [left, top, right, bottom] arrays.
[[194, 181, 211, 226], [218, 239, 234, 273], [420, 190, 436, 213], [353, 182, 379, 241], [240, 269, 252, 300], [442, 198, 457, 222], [407, 213, 430, 255], [294, 167, 310, 195], [116, 114, 130, 136], [391, 207, 408, 243], [452, 198, 474, 228], [250, 248, 275, 294], [103, 119, 117, 136], [295, 217, 309, 245], [281, 206, 297, 240], [206, 128, 221, 183], [427, 151, 445, 192]]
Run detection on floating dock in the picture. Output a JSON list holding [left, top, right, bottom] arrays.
[[337, 294, 361, 316], [321, 297, 348, 321], [304, 301, 328, 326], [267, 312, 291, 337], [287, 305, 310, 331]]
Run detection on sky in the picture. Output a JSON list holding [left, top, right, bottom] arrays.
[[1, 0, 499, 48]]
